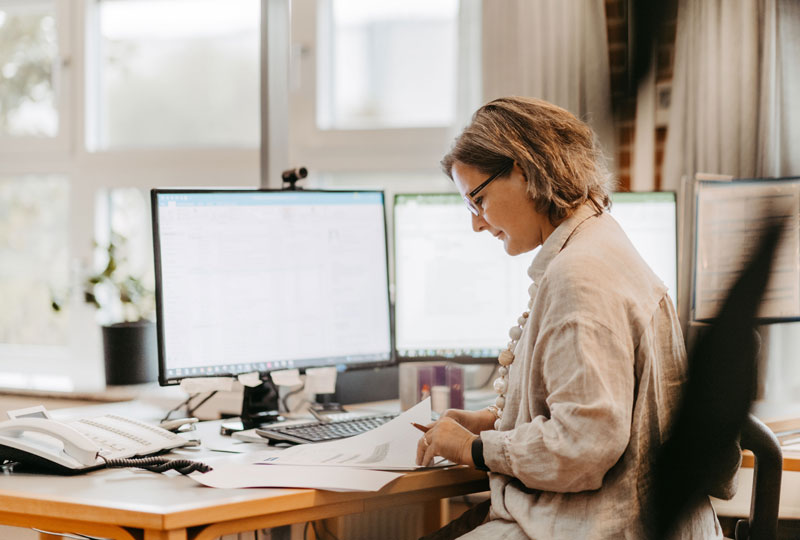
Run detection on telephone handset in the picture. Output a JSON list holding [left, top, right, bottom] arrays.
[[0, 418, 100, 470], [0, 407, 188, 474]]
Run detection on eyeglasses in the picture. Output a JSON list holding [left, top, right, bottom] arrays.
[[463, 163, 514, 216]]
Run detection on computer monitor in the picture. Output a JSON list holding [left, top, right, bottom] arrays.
[[692, 177, 800, 322], [393, 194, 534, 363], [392, 192, 678, 363], [151, 189, 393, 424], [608, 191, 678, 306]]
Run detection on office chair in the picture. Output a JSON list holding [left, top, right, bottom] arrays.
[[734, 414, 783, 540], [650, 221, 784, 539]]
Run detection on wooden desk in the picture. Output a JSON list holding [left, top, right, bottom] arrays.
[[0, 464, 488, 540], [741, 449, 800, 472], [0, 403, 488, 540]]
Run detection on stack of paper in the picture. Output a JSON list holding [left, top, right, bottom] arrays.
[[192, 399, 443, 491]]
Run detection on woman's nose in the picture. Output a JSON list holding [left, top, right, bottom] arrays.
[[471, 212, 486, 232]]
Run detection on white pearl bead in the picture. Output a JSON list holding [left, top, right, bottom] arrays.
[[509, 326, 522, 341], [527, 298, 534, 309], [496, 408, 503, 418], [495, 395, 506, 409], [493, 376, 508, 394], [494, 418, 501, 430], [518, 316, 527, 326], [498, 350, 514, 366], [507, 341, 515, 350], [498, 366, 508, 377], [528, 283, 537, 296]]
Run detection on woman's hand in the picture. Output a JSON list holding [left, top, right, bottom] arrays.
[[416, 416, 478, 467], [441, 408, 497, 434]]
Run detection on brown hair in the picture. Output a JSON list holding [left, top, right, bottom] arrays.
[[441, 96, 614, 223]]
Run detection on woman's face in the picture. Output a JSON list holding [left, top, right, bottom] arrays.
[[451, 161, 556, 255]]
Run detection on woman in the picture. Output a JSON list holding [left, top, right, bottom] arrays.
[[415, 97, 725, 539]]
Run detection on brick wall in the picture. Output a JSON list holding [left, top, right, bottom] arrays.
[[605, 0, 634, 191], [605, 0, 678, 192], [654, 3, 678, 190]]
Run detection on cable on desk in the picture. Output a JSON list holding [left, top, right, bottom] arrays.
[[187, 391, 219, 417], [161, 391, 218, 422], [281, 382, 306, 413], [99, 455, 212, 474]]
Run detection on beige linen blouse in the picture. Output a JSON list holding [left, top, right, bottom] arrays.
[[470, 204, 726, 539]]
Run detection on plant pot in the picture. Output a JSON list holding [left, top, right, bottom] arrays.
[[102, 320, 157, 386]]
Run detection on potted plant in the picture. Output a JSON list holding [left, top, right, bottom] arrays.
[[53, 232, 157, 385]]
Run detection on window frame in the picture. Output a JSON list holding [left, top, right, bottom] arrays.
[[0, 0, 73, 162], [288, 0, 475, 175]]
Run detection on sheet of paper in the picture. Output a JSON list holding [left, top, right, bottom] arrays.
[[694, 180, 800, 320], [190, 464, 402, 491], [260, 398, 447, 470]]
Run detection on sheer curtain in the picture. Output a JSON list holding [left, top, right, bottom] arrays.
[[663, 0, 800, 405], [481, 0, 615, 167]]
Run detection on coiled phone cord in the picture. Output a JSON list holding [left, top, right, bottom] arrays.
[[99, 455, 212, 474]]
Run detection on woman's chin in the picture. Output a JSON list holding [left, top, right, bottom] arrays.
[[504, 239, 537, 256]]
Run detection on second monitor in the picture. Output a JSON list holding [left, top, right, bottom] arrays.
[[393, 192, 677, 363]]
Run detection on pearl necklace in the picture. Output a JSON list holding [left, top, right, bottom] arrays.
[[491, 282, 536, 430]]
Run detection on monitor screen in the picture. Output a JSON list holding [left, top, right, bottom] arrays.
[[692, 177, 800, 321], [393, 194, 534, 362], [608, 191, 678, 306], [152, 189, 392, 385], [393, 192, 678, 362]]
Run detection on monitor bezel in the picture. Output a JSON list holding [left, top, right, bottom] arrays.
[[151, 187, 395, 386]]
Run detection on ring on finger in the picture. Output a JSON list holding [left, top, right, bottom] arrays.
[[423, 437, 430, 447]]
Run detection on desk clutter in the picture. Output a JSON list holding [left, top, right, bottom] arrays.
[[0, 399, 444, 492], [0, 405, 192, 474]]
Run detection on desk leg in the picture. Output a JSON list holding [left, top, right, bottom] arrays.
[[144, 529, 187, 540], [421, 499, 444, 535]]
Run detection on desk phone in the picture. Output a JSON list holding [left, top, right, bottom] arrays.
[[0, 406, 187, 474]]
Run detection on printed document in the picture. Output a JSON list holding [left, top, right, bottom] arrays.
[[191, 463, 402, 491], [260, 398, 448, 470]]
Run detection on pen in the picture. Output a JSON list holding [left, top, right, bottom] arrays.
[[411, 422, 430, 433]]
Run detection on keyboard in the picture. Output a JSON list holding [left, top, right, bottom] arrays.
[[255, 413, 397, 445]]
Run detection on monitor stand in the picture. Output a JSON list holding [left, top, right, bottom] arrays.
[[220, 375, 284, 434]]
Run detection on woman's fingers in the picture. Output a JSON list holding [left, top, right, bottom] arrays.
[[422, 438, 438, 466], [416, 432, 431, 465], [414, 417, 478, 467]]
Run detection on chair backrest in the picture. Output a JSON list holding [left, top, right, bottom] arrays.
[[735, 414, 783, 540], [649, 222, 784, 539]]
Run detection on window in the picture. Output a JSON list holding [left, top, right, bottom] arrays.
[[0, 1, 259, 392], [317, 0, 458, 130], [0, 175, 69, 346], [289, 0, 480, 173], [0, 0, 477, 392], [0, 0, 58, 138], [88, 0, 260, 149]]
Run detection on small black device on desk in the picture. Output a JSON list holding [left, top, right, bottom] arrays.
[[255, 413, 397, 445]]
